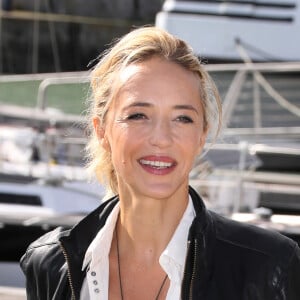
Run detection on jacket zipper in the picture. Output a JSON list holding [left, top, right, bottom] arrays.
[[59, 242, 77, 300], [189, 239, 198, 300], [182, 238, 198, 300]]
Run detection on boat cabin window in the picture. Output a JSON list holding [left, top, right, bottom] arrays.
[[0, 193, 42, 206]]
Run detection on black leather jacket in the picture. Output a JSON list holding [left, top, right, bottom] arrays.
[[20, 187, 300, 299]]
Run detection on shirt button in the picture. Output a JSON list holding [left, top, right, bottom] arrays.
[[94, 288, 100, 293], [91, 271, 96, 276], [93, 280, 98, 285]]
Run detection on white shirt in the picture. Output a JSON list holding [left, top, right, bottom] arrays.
[[80, 197, 195, 300]]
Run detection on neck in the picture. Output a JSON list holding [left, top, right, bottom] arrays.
[[116, 186, 189, 263]]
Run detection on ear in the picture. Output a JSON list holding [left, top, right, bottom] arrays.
[[93, 117, 110, 151]]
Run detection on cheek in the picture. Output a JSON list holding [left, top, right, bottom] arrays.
[[107, 127, 135, 164], [184, 136, 206, 163]]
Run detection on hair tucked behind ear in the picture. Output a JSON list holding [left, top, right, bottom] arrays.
[[85, 26, 222, 197]]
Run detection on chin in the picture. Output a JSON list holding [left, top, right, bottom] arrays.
[[137, 182, 187, 200]]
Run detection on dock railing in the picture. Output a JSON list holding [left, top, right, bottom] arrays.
[[206, 61, 300, 141]]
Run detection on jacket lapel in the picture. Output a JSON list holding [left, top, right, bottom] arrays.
[[181, 187, 216, 299], [59, 196, 119, 299]]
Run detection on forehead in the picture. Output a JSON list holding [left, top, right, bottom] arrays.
[[112, 57, 202, 103], [119, 57, 198, 84]]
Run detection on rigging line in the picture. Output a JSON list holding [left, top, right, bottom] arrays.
[[235, 39, 300, 118], [45, 0, 61, 72], [32, 0, 40, 73]]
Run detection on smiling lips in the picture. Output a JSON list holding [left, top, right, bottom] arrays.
[[138, 156, 177, 175]]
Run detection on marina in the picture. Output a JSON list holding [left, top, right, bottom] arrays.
[[0, 0, 300, 295]]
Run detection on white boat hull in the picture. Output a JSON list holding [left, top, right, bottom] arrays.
[[156, 0, 300, 62]]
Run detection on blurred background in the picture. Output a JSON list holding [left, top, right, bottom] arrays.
[[0, 0, 299, 298]]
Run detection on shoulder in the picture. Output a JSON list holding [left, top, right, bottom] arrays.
[[20, 227, 68, 275], [209, 210, 298, 260], [20, 227, 73, 299], [206, 211, 300, 297], [20, 196, 120, 275]]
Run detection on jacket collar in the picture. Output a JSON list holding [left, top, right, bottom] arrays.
[[183, 186, 216, 299]]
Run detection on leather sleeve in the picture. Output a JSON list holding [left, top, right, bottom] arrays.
[[19, 228, 68, 300], [20, 249, 39, 300]]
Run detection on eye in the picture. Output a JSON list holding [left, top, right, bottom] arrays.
[[175, 115, 194, 123], [126, 113, 147, 121]]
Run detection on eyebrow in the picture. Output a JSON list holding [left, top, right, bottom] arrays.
[[173, 104, 199, 114], [123, 102, 199, 114], [124, 102, 151, 109]]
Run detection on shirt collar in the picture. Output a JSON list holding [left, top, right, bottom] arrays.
[[82, 202, 120, 271], [159, 196, 195, 283]]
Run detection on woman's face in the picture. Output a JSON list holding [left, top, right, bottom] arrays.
[[98, 57, 207, 200]]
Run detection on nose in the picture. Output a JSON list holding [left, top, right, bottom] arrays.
[[149, 119, 173, 148]]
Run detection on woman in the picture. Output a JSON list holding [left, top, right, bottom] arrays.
[[21, 27, 300, 299]]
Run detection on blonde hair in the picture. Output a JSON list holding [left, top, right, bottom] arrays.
[[85, 26, 222, 196]]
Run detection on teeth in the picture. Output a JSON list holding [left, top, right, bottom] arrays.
[[140, 159, 173, 168]]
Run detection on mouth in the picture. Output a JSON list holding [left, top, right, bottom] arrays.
[[138, 156, 177, 174], [139, 159, 174, 169]]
